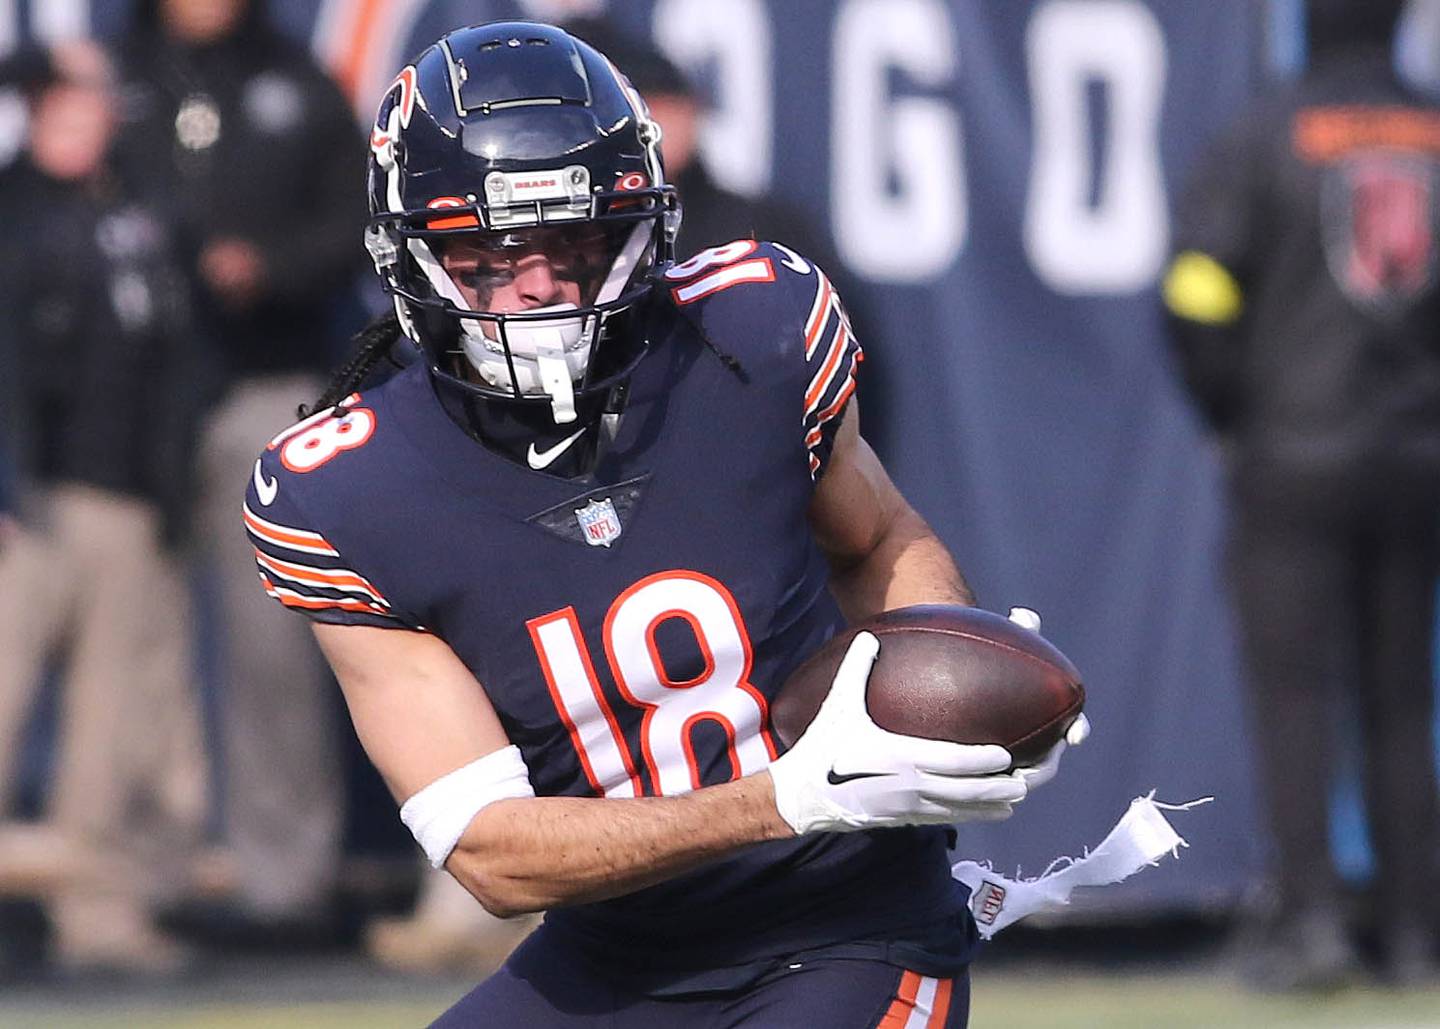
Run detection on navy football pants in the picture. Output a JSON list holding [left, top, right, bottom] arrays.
[[431, 929, 970, 1027]]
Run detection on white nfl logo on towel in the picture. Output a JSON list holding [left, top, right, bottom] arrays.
[[575, 498, 622, 548]]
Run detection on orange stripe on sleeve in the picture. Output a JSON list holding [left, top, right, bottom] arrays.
[[274, 591, 390, 616], [243, 507, 340, 556], [804, 325, 851, 413], [804, 275, 834, 359], [254, 549, 389, 605], [813, 374, 857, 428]]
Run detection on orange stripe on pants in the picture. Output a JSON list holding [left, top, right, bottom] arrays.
[[927, 976, 954, 1028], [876, 970, 923, 1028]]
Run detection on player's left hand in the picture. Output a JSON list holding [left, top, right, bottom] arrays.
[[1006, 607, 1089, 792]]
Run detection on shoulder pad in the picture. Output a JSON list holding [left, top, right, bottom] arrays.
[[662, 241, 861, 481], [243, 395, 418, 630], [662, 240, 845, 370]]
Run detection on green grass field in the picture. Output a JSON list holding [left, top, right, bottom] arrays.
[[5, 969, 1440, 1029], [974, 972, 1440, 1029]]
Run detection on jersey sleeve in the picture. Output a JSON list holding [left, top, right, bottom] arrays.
[[797, 263, 863, 481], [243, 449, 421, 631]]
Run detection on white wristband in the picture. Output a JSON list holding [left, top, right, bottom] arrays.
[[399, 745, 536, 868]]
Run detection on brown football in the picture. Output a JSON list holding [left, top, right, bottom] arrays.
[[770, 605, 1085, 767]]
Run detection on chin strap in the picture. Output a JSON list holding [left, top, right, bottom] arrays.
[[535, 346, 577, 423]]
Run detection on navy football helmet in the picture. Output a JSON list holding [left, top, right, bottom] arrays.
[[365, 23, 678, 425]]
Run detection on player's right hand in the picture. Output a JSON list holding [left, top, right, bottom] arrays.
[[766, 632, 1027, 835], [1005, 607, 1090, 793]]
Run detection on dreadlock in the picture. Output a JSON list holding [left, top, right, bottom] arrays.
[[300, 312, 403, 418], [670, 300, 748, 382], [702, 334, 746, 379]]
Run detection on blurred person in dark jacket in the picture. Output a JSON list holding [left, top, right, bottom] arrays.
[[1164, 0, 1440, 991], [0, 40, 208, 976], [114, 0, 365, 945]]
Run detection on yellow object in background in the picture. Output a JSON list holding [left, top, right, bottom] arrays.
[[1163, 251, 1245, 326]]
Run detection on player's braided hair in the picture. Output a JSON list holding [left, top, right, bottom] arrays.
[[300, 312, 403, 418], [700, 334, 744, 376]]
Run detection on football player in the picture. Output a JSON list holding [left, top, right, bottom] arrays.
[[245, 23, 1081, 1026]]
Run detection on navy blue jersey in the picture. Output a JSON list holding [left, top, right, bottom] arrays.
[[244, 242, 976, 978]]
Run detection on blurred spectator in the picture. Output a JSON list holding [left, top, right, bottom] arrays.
[[566, 17, 851, 267], [113, 0, 365, 945], [1164, 0, 1440, 990], [366, 870, 539, 979], [0, 39, 208, 975]]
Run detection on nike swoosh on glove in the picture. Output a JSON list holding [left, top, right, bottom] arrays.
[[767, 631, 1028, 835]]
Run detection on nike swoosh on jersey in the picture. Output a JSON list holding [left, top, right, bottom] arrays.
[[526, 427, 586, 470], [253, 460, 279, 506], [826, 768, 893, 786]]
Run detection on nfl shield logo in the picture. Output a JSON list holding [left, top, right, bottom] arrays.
[[575, 497, 622, 548]]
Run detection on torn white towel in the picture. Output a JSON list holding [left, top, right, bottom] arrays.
[[952, 793, 1210, 939]]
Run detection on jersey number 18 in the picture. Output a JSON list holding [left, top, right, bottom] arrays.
[[527, 570, 779, 797]]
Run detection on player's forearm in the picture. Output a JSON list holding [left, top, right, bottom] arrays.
[[827, 506, 975, 619], [447, 772, 792, 917]]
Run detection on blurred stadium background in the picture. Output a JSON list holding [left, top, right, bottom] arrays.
[[2, 0, 1440, 1025]]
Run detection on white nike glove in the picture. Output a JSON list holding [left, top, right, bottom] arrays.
[[1006, 607, 1091, 793], [767, 631, 1028, 835]]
